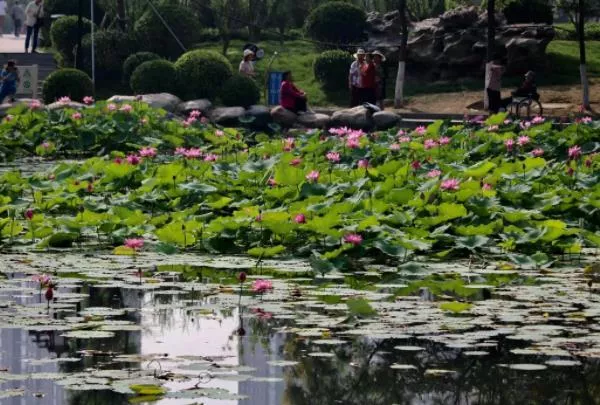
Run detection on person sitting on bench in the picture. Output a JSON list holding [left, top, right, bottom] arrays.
[[280, 71, 308, 114]]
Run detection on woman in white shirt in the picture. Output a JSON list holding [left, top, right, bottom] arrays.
[[0, 0, 6, 37], [25, 0, 43, 53], [239, 49, 256, 78]]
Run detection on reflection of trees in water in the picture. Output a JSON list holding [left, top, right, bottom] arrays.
[[281, 336, 600, 405], [67, 389, 127, 405]]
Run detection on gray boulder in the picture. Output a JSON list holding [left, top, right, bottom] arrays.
[[107, 95, 136, 104], [141, 93, 182, 112], [210, 107, 246, 126], [373, 111, 400, 130], [271, 106, 297, 127], [47, 101, 87, 110], [244, 105, 272, 128], [178, 99, 213, 116], [439, 6, 478, 30], [330, 106, 374, 130], [297, 112, 330, 129]]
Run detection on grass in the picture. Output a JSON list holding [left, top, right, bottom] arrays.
[[91, 38, 600, 107]]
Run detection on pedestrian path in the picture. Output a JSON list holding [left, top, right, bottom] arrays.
[[0, 34, 26, 53]]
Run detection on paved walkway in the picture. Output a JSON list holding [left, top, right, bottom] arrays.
[[0, 34, 26, 53]]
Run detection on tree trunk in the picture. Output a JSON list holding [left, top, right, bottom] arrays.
[[116, 0, 126, 30], [484, 0, 495, 110], [394, 0, 408, 108], [578, 0, 590, 109]]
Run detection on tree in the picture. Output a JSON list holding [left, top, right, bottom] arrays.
[[483, 0, 495, 110], [394, 0, 408, 107], [555, 0, 600, 28], [578, 0, 591, 108]]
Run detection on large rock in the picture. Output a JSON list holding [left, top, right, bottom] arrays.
[[373, 111, 400, 130], [297, 112, 330, 129], [244, 105, 272, 128], [178, 99, 213, 116], [271, 106, 297, 127], [108, 93, 182, 112], [107, 95, 136, 104], [210, 107, 246, 126], [330, 106, 374, 130], [365, 7, 553, 78], [47, 101, 87, 110]]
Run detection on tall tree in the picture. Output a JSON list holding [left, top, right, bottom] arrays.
[[484, 0, 495, 110], [116, 0, 127, 30], [578, 0, 591, 108], [394, 0, 408, 107]]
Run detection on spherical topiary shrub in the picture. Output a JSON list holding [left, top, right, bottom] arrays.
[[174, 50, 233, 100], [134, 3, 202, 60], [305, 2, 367, 49], [123, 52, 162, 85], [130, 60, 178, 95], [314, 50, 353, 90], [50, 16, 94, 66], [81, 30, 137, 80], [219, 75, 261, 107], [42, 69, 94, 103]]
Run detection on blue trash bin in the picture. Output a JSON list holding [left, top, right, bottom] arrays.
[[267, 71, 284, 106]]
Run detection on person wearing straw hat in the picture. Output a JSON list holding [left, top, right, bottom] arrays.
[[372, 50, 386, 109], [239, 49, 256, 78], [360, 51, 377, 105], [349, 48, 366, 107]]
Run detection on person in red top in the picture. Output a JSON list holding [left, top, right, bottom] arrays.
[[360, 53, 377, 105], [280, 71, 308, 114]]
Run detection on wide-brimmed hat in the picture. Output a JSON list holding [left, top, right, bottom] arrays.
[[354, 48, 366, 58], [371, 50, 386, 62], [243, 49, 255, 58]]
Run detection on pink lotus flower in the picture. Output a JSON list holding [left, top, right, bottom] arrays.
[[520, 121, 531, 130], [517, 136, 530, 147], [107, 103, 117, 112], [268, 177, 277, 187], [29, 100, 42, 109], [204, 153, 219, 162], [124, 238, 144, 250], [503, 119, 512, 125], [439, 136, 451, 146], [32, 273, 51, 286], [505, 139, 514, 151], [414, 126, 427, 136], [580, 116, 593, 124], [531, 116, 545, 125], [306, 170, 320, 182], [427, 169, 442, 178], [532, 148, 544, 157], [441, 178, 460, 191], [290, 158, 302, 166], [175, 147, 187, 156], [184, 148, 203, 159], [390, 143, 401, 151], [41, 141, 51, 149], [424, 139, 439, 150], [346, 138, 360, 149], [343, 233, 363, 246], [568, 145, 582, 160], [326, 151, 341, 163], [398, 136, 411, 143], [189, 110, 202, 118], [411, 160, 421, 170], [120, 104, 133, 113], [183, 117, 197, 128], [83, 96, 94, 105], [397, 130, 406, 136], [294, 213, 306, 224], [358, 159, 369, 169], [139, 147, 157, 158], [215, 130, 224, 137], [71, 112, 82, 120], [283, 137, 295, 151], [58, 96, 71, 104], [126, 155, 141, 165], [487, 125, 499, 132], [482, 183, 493, 191], [25, 209, 34, 220], [251, 279, 273, 294]]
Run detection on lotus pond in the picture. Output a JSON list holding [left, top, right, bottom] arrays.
[[0, 101, 600, 403]]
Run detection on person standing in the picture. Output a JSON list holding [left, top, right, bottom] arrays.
[[372, 50, 386, 109], [360, 52, 377, 105], [0, 0, 6, 37], [11, 2, 25, 38], [486, 56, 505, 114], [239, 49, 256, 78], [349, 48, 365, 107], [25, 0, 43, 53]]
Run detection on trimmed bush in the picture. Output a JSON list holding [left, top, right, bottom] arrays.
[[42, 0, 104, 47], [314, 50, 353, 90], [42, 69, 94, 103], [134, 3, 202, 59], [174, 50, 233, 100], [305, 2, 367, 49], [130, 60, 178, 95], [80, 30, 137, 80], [50, 16, 94, 66], [219, 75, 261, 107], [123, 52, 162, 85], [503, 0, 553, 24]]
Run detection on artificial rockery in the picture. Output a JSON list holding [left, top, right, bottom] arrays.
[[0, 98, 599, 273]]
